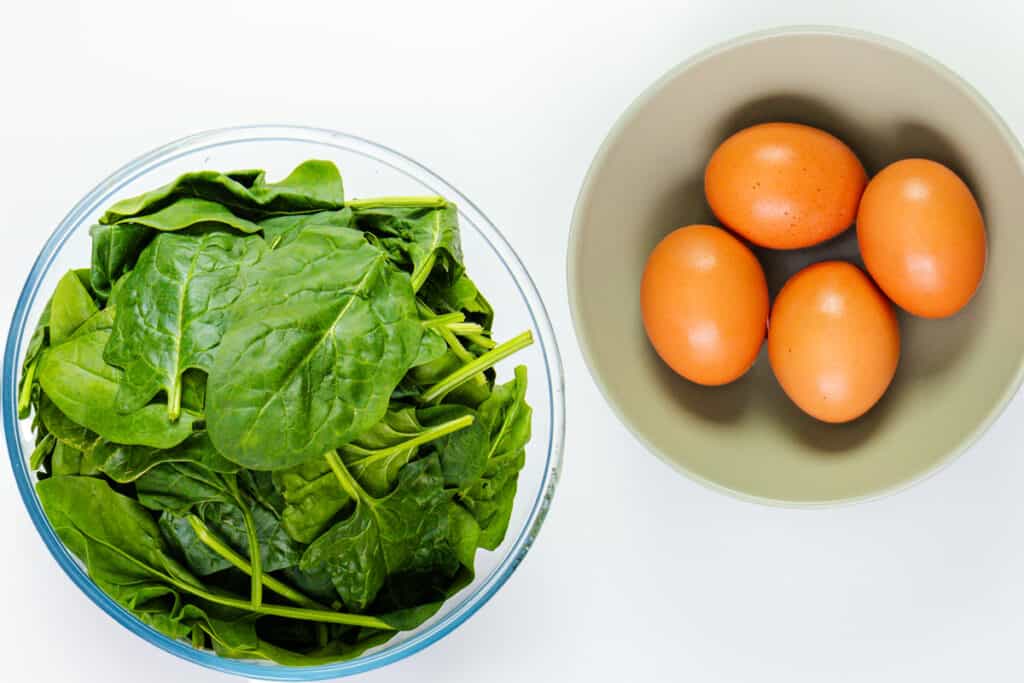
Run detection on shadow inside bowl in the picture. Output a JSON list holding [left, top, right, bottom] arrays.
[[648, 344, 757, 424]]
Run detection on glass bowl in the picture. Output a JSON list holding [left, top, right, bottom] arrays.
[[3, 125, 564, 680]]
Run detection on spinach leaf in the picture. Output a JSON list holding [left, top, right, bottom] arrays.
[[274, 458, 352, 545], [49, 269, 99, 345], [38, 326, 198, 448], [18, 298, 51, 419], [159, 511, 233, 576], [36, 476, 390, 652], [457, 365, 531, 549], [412, 328, 448, 368], [89, 222, 151, 300], [341, 406, 473, 497], [136, 462, 235, 512], [97, 432, 238, 484], [51, 442, 84, 476], [350, 199, 463, 292], [207, 226, 422, 470], [278, 565, 339, 607], [300, 454, 456, 611], [201, 501, 302, 573], [418, 404, 487, 489], [38, 394, 102, 457], [136, 460, 295, 608], [409, 349, 492, 408], [260, 208, 353, 249], [29, 433, 56, 471], [36, 475, 209, 593], [160, 502, 301, 577], [22, 299, 51, 380], [105, 232, 265, 419], [238, 470, 285, 518], [420, 272, 494, 331], [102, 161, 345, 223], [274, 406, 473, 544], [340, 407, 423, 497], [180, 368, 207, 414], [115, 198, 262, 233]]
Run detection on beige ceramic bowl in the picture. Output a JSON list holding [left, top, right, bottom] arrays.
[[568, 27, 1024, 505]]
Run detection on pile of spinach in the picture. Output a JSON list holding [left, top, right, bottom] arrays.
[[19, 161, 534, 665]]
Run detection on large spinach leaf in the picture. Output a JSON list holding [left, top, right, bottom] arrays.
[[207, 226, 422, 470], [102, 160, 344, 223], [105, 232, 265, 418], [96, 432, 238, 484], [260, 208, 353, 249], [114, 198, 262, 233], [38, 326, 198, 448], [457, 365, 531, 549]]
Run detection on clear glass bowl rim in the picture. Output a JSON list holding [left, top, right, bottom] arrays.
[[2, 124, 565, 680]]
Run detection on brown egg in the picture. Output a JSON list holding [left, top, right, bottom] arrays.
[[641, 225, 769, 385], [768, 261, 900, 423], [857, 158, 986, 318], [705, 123, 867, 249]]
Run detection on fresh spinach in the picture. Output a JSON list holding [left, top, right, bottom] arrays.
[[38, 326, 199, 448], [300, 454, 457, 611], [49, 269, 99, 345], [350, 198, 462, 292], [101, 160, 345, 224], [105, 232, 265, 418], [20, 160, 536, 665], [207, 226, 422, 470]]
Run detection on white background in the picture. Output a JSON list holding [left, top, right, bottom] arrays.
[[2, 1, 1024, 681]]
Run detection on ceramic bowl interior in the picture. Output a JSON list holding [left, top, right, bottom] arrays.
[[569, 28, 1024, 505], [3, 126, 564, 680]]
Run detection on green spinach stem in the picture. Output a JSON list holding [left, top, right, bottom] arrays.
[[167, 378, 182, 423], [17, 360, 36, 416], [417, 301, 486, 382], [446, 322, 484, 336], [324, 450, 363, 500], [463, 332, 496, 349], [345, 196, 447, 210], [223, 475, 262, 609], [421, 330, 534, 403], [186, 515, 325, 610], [409, 251, 437, 293], [341, 414, 475, 461], [191, 625, 205, 649], [29, 433, 55, 470], [421, 312, 464, 329]]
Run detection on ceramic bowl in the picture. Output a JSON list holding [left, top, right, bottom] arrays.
[[568, 27, 1024, 505]]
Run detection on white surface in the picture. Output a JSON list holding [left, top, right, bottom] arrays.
[[2, 1, 1023, 681]]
